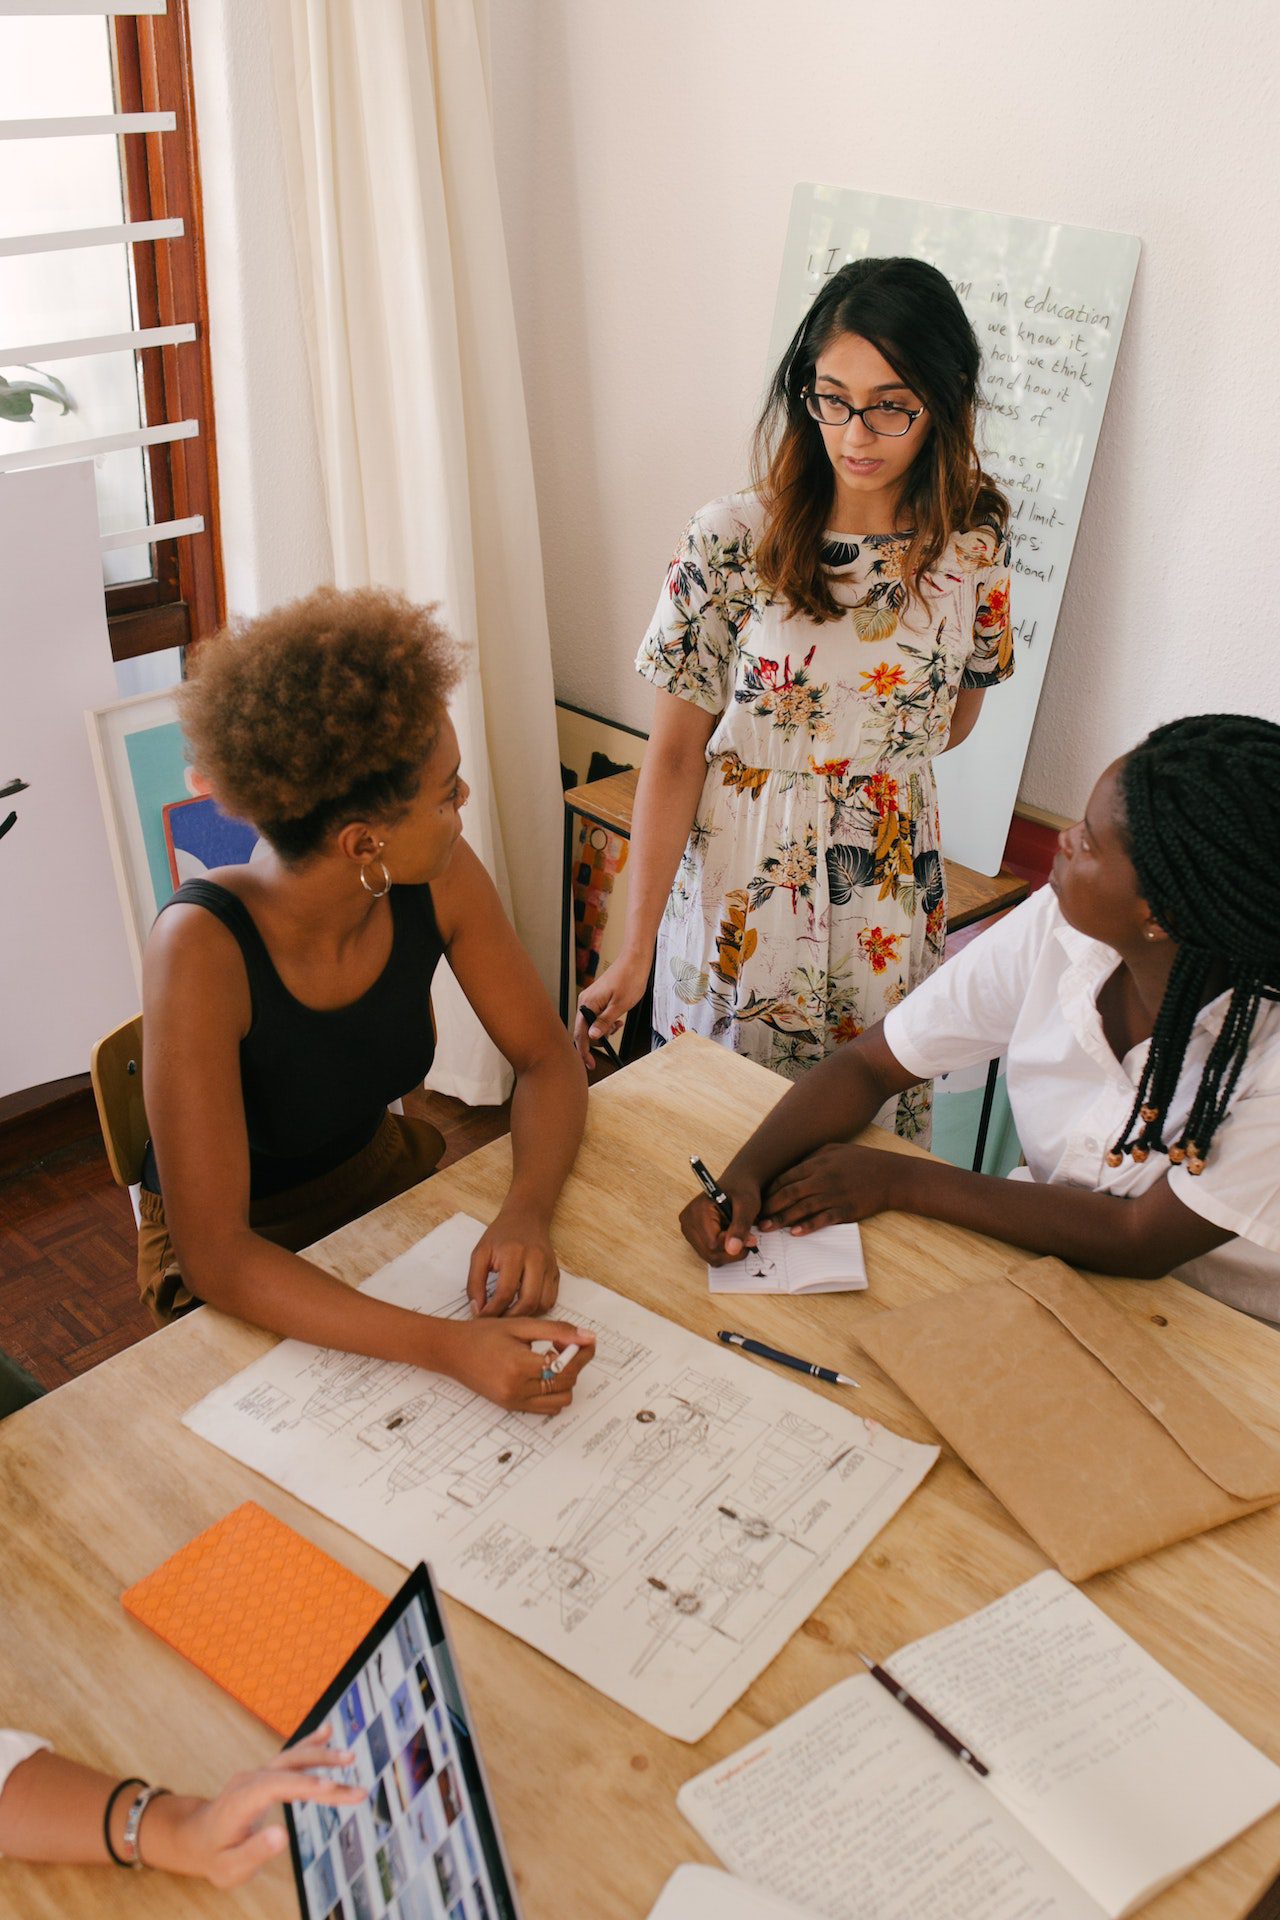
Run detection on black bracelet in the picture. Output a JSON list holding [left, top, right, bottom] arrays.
[[103, 1777, 146, 1868]]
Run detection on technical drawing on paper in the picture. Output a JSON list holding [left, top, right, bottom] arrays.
[[297, 1343, 555, 1510], [234, 1286, 651, 1515], [512, 1366, 912, 1702], [184, 1213, 937, 1740]]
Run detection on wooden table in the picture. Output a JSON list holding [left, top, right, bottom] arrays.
[[2, 1036, 1278, 1919], [560, 764, 1030, 1023]]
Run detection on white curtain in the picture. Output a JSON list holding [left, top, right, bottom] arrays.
[[266, 0, 562, 1105]]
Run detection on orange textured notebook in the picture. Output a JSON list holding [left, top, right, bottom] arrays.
[[122, 1501, 387, 1736]]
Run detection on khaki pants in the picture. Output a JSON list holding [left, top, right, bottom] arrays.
[[137, 1110, 446, 1323]]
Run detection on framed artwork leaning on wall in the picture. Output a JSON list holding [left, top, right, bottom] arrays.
[[85, 687, 191, 987]]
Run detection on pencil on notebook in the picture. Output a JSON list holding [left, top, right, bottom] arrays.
[[856, 1651, 989, 1776]]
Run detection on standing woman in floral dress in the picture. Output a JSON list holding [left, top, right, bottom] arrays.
[[574, 256, 1014, 1140]]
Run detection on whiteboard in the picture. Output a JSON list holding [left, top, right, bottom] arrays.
[[0, 463, 138, 1097], [768, 185, 1140, 874]]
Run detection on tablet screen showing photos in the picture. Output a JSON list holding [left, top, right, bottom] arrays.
[[285, 1563, 520, 1920]]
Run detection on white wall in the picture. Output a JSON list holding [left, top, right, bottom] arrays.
[[490, 0, 1280, 819]]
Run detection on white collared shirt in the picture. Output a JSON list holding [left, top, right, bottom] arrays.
[[883, 884, 1280, 1325], [0, 1730, 51, 1846]]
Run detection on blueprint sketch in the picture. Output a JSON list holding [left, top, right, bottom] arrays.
[[184, 1214, 937, 1739]]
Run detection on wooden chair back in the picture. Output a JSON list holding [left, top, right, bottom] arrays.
[[90, 1014, 148, 1191]]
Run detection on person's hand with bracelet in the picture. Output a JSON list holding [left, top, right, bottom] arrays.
[[0, 1725, 363, 1886]]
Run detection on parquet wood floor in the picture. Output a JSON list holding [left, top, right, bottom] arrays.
[[0, 1083, 520, 1393], [0, 1139, 148, 1389]]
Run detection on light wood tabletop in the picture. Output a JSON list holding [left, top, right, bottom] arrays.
[[2, 1035, 1278, 1919], [943, 856, 1029, 930], [562, 765, 642, 838]]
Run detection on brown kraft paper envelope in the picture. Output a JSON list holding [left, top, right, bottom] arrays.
[[856, 1256, 1280, 1580]]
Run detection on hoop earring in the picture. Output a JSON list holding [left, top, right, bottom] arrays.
[[360, 857, 391, 898]]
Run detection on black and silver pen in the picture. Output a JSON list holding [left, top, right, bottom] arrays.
[[690, 1154, 733, 1228], [717, 1330, 859, 1389], [856, 1652, 989, 1777]]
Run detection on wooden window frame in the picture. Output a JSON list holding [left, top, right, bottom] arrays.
[[108, 0, 223, 661]]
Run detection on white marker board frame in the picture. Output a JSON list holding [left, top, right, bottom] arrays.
[[769, 185, 1140, 874], [0, 463, 139, 1096]]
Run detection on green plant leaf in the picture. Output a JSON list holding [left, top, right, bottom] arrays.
[[0, 366, 74, 419], [0, 384, 36, 423]]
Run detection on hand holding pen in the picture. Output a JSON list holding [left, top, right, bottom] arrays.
[[683, 1155, 762, 1263]]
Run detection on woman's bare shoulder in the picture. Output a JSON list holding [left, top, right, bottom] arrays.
[[143, 892, 251, 1031], [426, 837, 498, 938]]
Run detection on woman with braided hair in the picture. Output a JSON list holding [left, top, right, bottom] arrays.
[[680, 713, 1280, 1324]]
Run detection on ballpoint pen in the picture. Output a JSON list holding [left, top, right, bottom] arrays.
[[856, 1651, 989, 1776], [690, 1154, 733, 1228], [717, 1330, 859, 1389]]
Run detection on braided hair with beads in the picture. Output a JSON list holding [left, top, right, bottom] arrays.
[[1108, 713, 1280, 1175]]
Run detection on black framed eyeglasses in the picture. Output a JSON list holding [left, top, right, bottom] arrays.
[[802, 390, 924, 436]]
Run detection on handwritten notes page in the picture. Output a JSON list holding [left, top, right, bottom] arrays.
[[889, 1571, 1280, 1919], [679, 1675, 1100, 1920], [770, 187, 1140, 874], [680, 1571, 1280, 1920], [708, 1223, 867, 1295], [183, 1214, 937, 1742]]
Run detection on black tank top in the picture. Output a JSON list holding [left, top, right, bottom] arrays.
[[142, 878, 444, 1199]]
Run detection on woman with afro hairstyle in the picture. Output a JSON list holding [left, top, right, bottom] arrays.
[[139, 586, 594, 1414], [681, 713, 1280, 1326], [575, 257, 1013, 1146]]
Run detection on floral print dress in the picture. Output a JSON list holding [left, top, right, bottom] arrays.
[[635, 491, 1013, 1139]]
